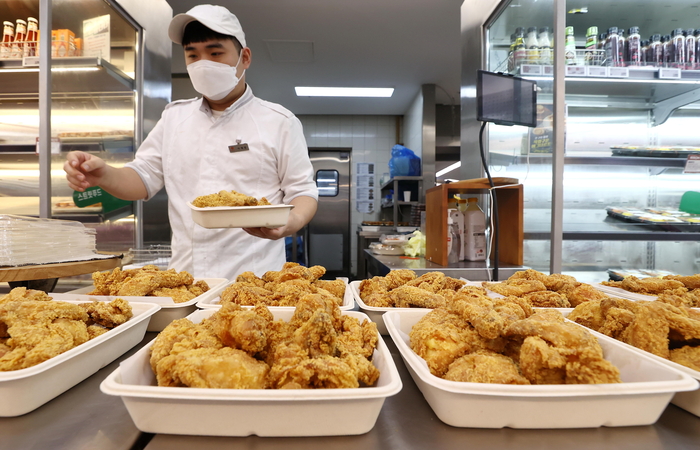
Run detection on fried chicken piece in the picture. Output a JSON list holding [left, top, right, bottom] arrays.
[[292, 308, 338, 358], [236, 271, 266, 287], [558, 283, 608, 307], [389, 285, 446, 309], [268, 356, 360, 389], [448, 296, 518, 340], [506, 311, 621, 384], [192, 189, 267, 207], [149, 318, 223, 372], [313, 279, 346, 300], [156, 347, 269, 388], [359, 276, 390, 298], [79, 298, 133, 328], [657, 289, 700, 308], [521, 291, 571, 308], [263, 263, 326, 285], [219, 283, 277, 307], [362, 292, 394, 307], [483, 279, 547, 297], [444, 350, 530, 385], [664, 274, 700, 290], [669, 346, 700, 371], [509, 269, 578, 292], [567, 300, 606, 330], [151, 286, 196, 303], [206, 303, 270, 355], [340, 352, 381, 386], [456, 285, 490, 298], [615, 301, 671, 358], [270, 279, 316, 306], [410, 308, 485, 377], [87, 324, 109, 339], [116, 273, 160, 296], [405, 272, 446, 293], [602, 276, 686, 295], [90, 267, 127, 295], [0, 287, 52, 305], [336, 315, 378, 359], [383, 269, 417, 289], [289, 294, 342, 330]]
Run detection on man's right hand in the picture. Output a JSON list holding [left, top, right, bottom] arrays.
[[64, 151, 108, 192]]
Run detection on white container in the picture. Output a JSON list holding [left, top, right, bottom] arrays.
[[463, 198, 487, 261], [100, 309, 402, 437], [448, 209, 464, 262], [384, 309, 698, 429], [188, 202, 294, 229], [197, 277, 356, 311], [0, 301, 160, 417], [60, 277, 229, 331], [560, 309, 700, 417]]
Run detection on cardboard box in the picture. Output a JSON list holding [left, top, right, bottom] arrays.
[[51, 29, 75, 57]]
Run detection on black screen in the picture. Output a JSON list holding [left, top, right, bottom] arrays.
[[477, 70, 537, 127]]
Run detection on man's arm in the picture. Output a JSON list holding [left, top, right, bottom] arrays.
[[243, 195, 318, 240], [64, 151, 148, 201]]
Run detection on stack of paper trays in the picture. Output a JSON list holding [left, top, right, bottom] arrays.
[[0, 215, 99, 266]]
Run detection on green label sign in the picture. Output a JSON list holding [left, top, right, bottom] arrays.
[[73, 187, 131, 213]]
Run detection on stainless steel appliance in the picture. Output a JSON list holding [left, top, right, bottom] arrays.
[[304, 148, 351, 278]]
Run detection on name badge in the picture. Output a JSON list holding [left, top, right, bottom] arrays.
[[229, 143, 249, 153]]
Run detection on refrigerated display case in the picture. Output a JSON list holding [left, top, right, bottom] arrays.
[[461, 0, 700, 281], [0, 0, 171, 256]]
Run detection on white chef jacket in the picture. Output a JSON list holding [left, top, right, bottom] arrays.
[[125, 85, 318, 281]]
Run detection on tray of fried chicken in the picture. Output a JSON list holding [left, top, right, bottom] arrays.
[[0, 287, 160, 417], [592, 274, 700, 306], [188, 190, 294, 229], [197, 262, 354, 311], [383, 288, 698, 429], [566, 296, 700, 417], [100, 293, 402, 437], [59, 266, 228, 332], [350, 269, 620, 335]]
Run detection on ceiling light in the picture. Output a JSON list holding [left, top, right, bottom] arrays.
[[295, 87, 394, 97], [436, 161, 461, 177]]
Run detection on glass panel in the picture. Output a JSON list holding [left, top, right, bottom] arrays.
[[51, 0, 139, 254], [316, 169, 339, 197], [484, 0, 555, 274]]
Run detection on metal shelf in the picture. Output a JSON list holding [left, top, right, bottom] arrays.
[[490, 152, 690, 169]]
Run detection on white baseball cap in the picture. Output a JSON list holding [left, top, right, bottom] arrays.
[[168, 4, 246, 47]]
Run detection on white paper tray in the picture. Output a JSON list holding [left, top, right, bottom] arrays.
[[384, 309, 698, 429], [60, 278, 229, 332], [590, 283, 658, 301], [0, 301, 160, 417], [559, 309, 700, 418], [101, 309, 402, 437], [197, 277, 355, 311], [188, 202, 294, 229]]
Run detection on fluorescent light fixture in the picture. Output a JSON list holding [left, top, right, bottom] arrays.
[[295, 87, 394, 97], [0, 67, 100, 73], [436, 161, 461, 178]]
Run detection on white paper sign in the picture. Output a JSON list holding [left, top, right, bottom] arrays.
[[356, 163, 375, 212], [684, 154, 700, 174], [83, 14, 111, 61]]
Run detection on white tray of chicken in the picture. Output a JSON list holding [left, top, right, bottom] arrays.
[[197, 277, 355, 311], [100, 308, 402, 437], [61, 277, 228, 332], [0, 300, 160, 417], [384, 309, 698, 429]]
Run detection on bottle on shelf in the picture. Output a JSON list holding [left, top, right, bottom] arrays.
[[446, 213, 461, 264], [685, 29, 696, 69], [507, 33, 516, 73], [641, 39, 649, 65], [10, 19, 26, 59], [695, 30, 700, 69], [662, 34, 673, 67], [565, 26, 576, 65], [672, 28, 686, 69], [463, 198, 487, 262], [1, 21, 13, 59], [604, 27, 620, 66], [513, 27, 526, 72], [25, 17, 38, 58], [525, 26, 540, 65], [628, 26, 641, 66], [450, 207, 465, 261], [597, 32, 607, 51], [584, 26, 598, 65], [650, 34, 663, 67], [618, 27, 627, 66], [538, 27, 552, 65]]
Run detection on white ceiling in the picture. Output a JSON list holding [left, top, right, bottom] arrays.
[[165, 0, 464, 115]]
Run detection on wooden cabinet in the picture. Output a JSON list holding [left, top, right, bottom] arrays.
[[425, 178, 523, 266]]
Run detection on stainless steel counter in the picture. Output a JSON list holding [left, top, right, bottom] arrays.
[[363, 249, 527, 281], [1, 332, 699, 450]]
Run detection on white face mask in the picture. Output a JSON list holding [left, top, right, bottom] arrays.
[[187, 56, 245, 101]]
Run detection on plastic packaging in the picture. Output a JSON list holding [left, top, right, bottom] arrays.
[[525, 26, 539, 64], [404, 230, 426, 257], [463, 198, 487, 261], [447, 212, 461, 264], [1, 21, 13, 59], [538, 27, 552, 65], [388, 145, 421, 178], [513, 27, 526, 70], [650, 34, 663, 67]]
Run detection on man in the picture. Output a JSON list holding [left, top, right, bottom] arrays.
[[63, 4, 318, 280]]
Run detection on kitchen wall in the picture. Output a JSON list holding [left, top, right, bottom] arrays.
[[298, 115, 400, 275]]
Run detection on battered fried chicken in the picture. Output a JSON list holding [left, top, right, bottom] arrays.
[[405, 272, 447, 293], [444, 350, 530, 384], [521, 291, 571, 308], [89, 267, 208, 302], [192, 189, 271, 207], [557, 283, 608, 307], [390, 286, 446, 309], [79, 298, 133, 328], [483, 279, 547, 297], [602, 276, 686, 295], [149, 318, 223, 373], [669, 346, 700, 371], [383, 269, 417, 289], [156, 347, 269, 388], [664, 274, 700, 290]]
